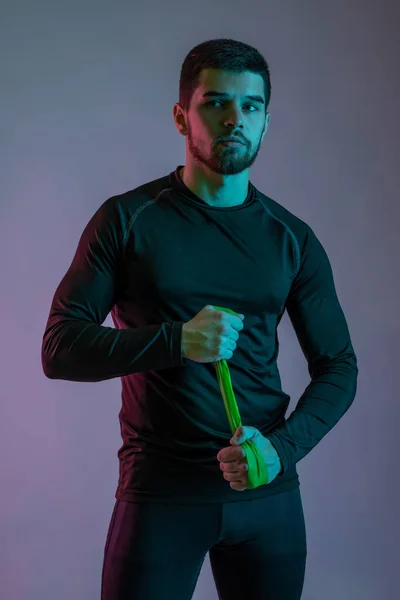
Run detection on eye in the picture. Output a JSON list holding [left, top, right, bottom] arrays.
[[207, 101, 258, 112]]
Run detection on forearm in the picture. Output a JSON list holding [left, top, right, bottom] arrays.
[[267, 353, 358, 473], [42, 319, 186, 382]]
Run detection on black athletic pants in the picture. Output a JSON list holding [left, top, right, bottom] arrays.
[[101, 486, 307, 600]]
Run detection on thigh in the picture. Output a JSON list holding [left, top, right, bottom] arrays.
[[209, 487, 307, 600], [101, 499, 217, 600]]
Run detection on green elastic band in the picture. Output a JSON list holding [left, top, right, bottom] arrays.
[[212, 306, 269, 489]]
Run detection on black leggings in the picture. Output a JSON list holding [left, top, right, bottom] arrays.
[[101, 487, 307, 600]]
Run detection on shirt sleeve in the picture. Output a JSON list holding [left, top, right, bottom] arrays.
[[266, 225, 358, 474], [41, 197, 185, 382]]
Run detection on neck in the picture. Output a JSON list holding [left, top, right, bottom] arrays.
[[180, 166, 249, 208]]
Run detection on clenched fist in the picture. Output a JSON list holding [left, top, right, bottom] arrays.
[[181, 305, 244, 364]]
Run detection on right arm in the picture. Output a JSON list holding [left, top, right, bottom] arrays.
[[41, 197, 185, 383]]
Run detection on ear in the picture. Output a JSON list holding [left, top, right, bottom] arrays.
[[173, 103, 188, 136], [262, 113, 271, 140]]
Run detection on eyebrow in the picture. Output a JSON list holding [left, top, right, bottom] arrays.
[[201, 91, 265, 105]]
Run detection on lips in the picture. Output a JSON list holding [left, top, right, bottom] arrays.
[[221, 139, 244, 144], [220, 140, 245, 146]]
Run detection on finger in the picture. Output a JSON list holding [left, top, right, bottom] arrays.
[[223, 471, 244, 482], [223, 464, 248, 478], [230, 481, 247, 491], [218, 450, 239, 462], [218, 448, 245, 462], [222, 459, 248, 471], [220, 461, 248, 473], [233, 448, 246, 460]]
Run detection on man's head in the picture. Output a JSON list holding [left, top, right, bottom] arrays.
[[173, 38, 271, 177]]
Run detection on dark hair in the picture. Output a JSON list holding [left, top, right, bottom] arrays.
[[179, 38, 271, 113]]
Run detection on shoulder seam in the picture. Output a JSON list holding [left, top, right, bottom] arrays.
[[254, 196, 301, 275], [122, 186, 175, 252]]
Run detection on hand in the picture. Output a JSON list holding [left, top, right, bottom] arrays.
[[217, 426, 282, 491], [181, 305, 244, 364]]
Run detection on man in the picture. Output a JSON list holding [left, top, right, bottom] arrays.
[[42, 38, 358, 600]]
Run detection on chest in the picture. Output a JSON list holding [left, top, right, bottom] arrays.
[[122, 217, 293, 317]]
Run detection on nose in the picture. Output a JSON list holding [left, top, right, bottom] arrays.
[[224, 106, 244, 129]]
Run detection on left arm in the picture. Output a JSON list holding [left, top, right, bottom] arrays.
[[266, 225, 358, 474]]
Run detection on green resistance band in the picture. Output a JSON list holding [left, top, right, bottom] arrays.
[[212, 306, 269, 489]]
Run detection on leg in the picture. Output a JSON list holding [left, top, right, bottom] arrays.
[[101, 499, 218, 600], [209, 487, 307, 600]]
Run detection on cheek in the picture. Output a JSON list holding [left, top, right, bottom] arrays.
[[191, 115, 215, 138]]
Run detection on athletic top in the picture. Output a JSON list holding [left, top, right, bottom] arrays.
[[41, 165, 358, 503]]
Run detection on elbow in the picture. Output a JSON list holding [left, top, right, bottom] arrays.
[[350, 351, 359, 377], [42, 354, 59, 379], [41, 338, 63, 380], [41, 328, 65, 379]]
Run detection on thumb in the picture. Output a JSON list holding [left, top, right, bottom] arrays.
[[230, 426, 256, 445]]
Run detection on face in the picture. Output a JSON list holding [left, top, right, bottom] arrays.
[[174, 68, 270, 176]]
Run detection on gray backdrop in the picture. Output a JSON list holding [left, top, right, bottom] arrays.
[[1, 0, 399, 598]]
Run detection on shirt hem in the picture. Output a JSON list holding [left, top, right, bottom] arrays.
[[115, 477, 299, 504]]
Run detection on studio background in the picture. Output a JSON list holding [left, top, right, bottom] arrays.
[[1, 1, 398, 598]]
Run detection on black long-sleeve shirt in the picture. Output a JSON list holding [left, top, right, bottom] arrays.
[[41, 165, 358, 503]]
